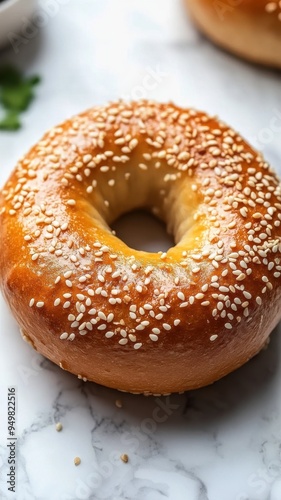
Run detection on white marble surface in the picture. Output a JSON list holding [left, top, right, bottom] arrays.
[[0, 1, 281, 499]]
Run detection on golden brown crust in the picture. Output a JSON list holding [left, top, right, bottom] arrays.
[[184, 0, 281, 68], [1, 100, 281, 394]]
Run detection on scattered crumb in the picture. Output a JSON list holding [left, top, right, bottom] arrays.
[[115, 399, 123, 408], [120, 453, 129, 463], [74, 457, 81, 466], [55, 422, 63, 432]]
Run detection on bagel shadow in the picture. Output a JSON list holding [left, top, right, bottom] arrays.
[[34, 318, 281, 479], [69, 323, 281, 436], [181, 324, 281, 424]]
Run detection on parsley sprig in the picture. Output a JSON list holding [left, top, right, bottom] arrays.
[[0, 66, 40, 131]]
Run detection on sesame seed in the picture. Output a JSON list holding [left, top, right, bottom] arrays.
[[152, 328, 160, 334], [119, 338, 128, 345], [240, 207, 248, 218], [163, 323, 171, 331], [265, 2, 278, 13], [83, 154, 92, 163], [192, 267, 201, 274], [225, 323, 232, 330], [134, 343, 142, 350], [210, 335, 218, 341], [105, 331, 114, 338], [149, 334, 159, 342], [155, 313, 163, 320]]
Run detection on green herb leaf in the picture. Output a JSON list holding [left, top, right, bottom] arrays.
[[0, 65, 41, 131], [0, 110, 21, 131], [1, 82, 35, 112], [27, 75, 41, 86]]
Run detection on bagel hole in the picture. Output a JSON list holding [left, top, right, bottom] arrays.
[[111, 210, 174, 253]]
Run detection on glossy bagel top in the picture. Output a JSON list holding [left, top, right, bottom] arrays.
[[1, 100, 281, 394]]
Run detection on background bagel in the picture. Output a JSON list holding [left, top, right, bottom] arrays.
[[1, 100, 281, 394], [184, 0, 281, 68]]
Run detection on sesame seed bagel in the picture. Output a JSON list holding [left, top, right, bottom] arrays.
[[1, 100, 281, 395], [184, 0, 281, 68]]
